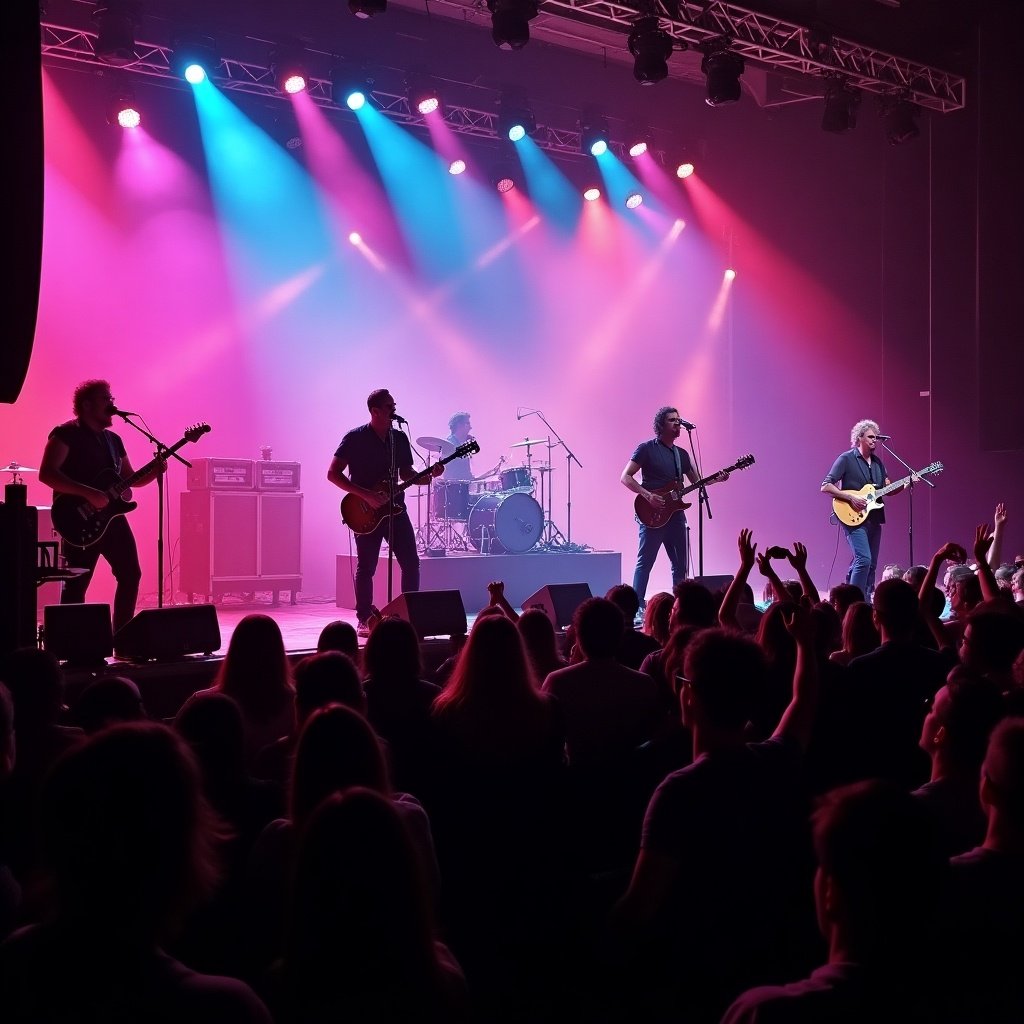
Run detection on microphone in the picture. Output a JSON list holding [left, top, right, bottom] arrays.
[[109, 406, 138, 418], [874, 434, 892, 441], [391, 413, 408, 425], [678, 418, 696, 430]]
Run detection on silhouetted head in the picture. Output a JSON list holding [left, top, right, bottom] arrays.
[[214, 613, 292, 719], [0, 647, 65, 732], [842, 601, 880, 657], [574, 598, 626, 660], [294, 652, 365, 726], [681, 627, 766, 733], [871, 579, 919, 639], [363, 616, 422, 684], [642, 592, 674, 645], [317, 620, 359, 660], [829, 583, 865, 618], [982, 717, 1024, 830], [605, 584, 641, 622], [671, 581, 717, 630], [174, 691, 246, 784], [920, 672, 1005, 772], [516, 608, 562, 678], [74, 676, 145, 734]]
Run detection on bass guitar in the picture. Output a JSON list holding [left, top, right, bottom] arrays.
[[52, 423, 211, 548], [341, 439, 480, 535], [635, 454, 756, 529], [831, 460, 943, 527]]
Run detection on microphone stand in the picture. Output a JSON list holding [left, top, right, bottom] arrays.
[[387, 427, 397, 607], [876, 437, 933, 566], [522, 409, 580, 548], [684, 426, 709, 577], [116, 413, 190, 608]]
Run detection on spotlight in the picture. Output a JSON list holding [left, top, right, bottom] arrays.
[[675, 161, 695, 178], [625, 191, 644, 209], [449, 159, 467, 175], [93, 2, 136, 67], [331, 69, 370, 110], [271, 44, 309, 96], [492, 162, 520, 193], [487, 0, 539, 50], [349, 232, 362, 245], [701, 46, 744, 106], [170, 36, 220, 84], [821, 76, 860, 133], [497, 102, 536, 142], [628, 16, 676, 85], [628, 130, 655, 158], [725, 268, 737, 281], [349, 0, 387, 18], [495, 176, 516, 194], [107, 91, 140, 129], [583, 187, 601, 202], [883, 97, 920, 145], [581, 115, 610, 157], [408, 80, 441, 116]]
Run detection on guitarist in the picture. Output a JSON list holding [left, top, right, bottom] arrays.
[[620, 406, 728, 607], [820, 419, 905, 602], [39, 380, 165, 633], [328, 389, 443, 636]]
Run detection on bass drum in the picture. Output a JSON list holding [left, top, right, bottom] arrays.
[[468, 492, 543, 555]]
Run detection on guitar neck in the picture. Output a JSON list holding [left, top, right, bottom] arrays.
[[113, 435, 192, 495], [395, 446, 478, 495], [872, 469, 926, 500]]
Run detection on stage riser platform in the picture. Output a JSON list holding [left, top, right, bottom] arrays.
[[336, 551, 622, 614]]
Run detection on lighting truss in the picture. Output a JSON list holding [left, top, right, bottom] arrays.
[[542, 0, 964, 112], [39, 21, 633, 158]]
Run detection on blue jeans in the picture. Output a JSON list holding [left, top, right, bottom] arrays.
[[354, 508, 419, 622], [843, 518, 882, 600], [632, 514, 688, 603]]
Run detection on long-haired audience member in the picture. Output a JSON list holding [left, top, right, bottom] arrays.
[[315, 619, 359, 661], [182, 614, 294, 771], [362, 616, 440, 797], [0, 723, 271, 1023], [829, 601, 880, 666], [278, 788, 469, 1024], [254, 652, 365, 787], [828, 583, 864, 620], [244, 703, 438, 985], [722, 781, 946, 1023], [516, 608, 568, 686], [914, 669, 1006, 857], [753, 602, 799, 739], [948, 717, 1024, 1023], [642, 591, 674, 646]]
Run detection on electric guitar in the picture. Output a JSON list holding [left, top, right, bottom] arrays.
[[831, 460, 943, 527], [634, 454, 756, 529], [341, 439, 481, 535], [52, 423, 211, 548]]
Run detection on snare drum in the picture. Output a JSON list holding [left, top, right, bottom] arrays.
[[430, 480, 470, 521], [467, 492, 543, 554], [499, 467, 534, 494]]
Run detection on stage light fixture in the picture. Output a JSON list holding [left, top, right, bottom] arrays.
[[628, 16, 675, 85], [883, 97, 920, 145], [349, 231, 362, 245], [725, 268, 737, 280], [492, 163, 519, 193], [349, 0, 387, 18], [580, 116, 610, 157], [676, 161, 695, 178], [331, 69, 370, 110], [701, 45, 744, 106], [107, 90, 141, 129], [583, 187, 601, 202], [449, 159, 467, 175], [487, 0, 539, 50], [497, 102, 536, 142], [93, 2, 137, 66], [625, 191, 644, 209], [821, 76, 860, 133], [629, 130, 656, 158], [170, 36, 220, 84], [408, 79, 441, 116], [271, 43, 309, 96]]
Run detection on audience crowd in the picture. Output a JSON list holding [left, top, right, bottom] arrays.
[[1, 504, 1023, 1022]]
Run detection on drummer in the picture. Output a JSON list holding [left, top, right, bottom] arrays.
[[445, 412, 475, 481]]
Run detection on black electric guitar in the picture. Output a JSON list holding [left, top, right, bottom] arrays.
[[52, 423, 211, 547], [635, 454, 756, 529], [341, 439, 480, 535]]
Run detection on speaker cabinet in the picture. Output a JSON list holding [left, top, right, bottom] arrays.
[[522, 582, 592, 628], [113, 604, 221, 661], [260, 493, 302, 576], [43, 603, 113, 665], [380, 590, 468, 638]]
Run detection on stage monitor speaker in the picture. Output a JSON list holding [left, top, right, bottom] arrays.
[[43, 604, 113, 666], [692, 574, 735, 595], [113, 604, 221, 661], [522, 582, 592, 629], [380, 590, 467, 638]]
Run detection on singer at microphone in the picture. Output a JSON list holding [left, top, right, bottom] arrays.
[[391, 413, 408, 425]]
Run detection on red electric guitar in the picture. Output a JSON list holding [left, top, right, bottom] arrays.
[[634, 454, 755, 528]]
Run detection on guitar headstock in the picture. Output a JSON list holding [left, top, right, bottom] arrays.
[[454, 440, 480, 459], [924, 461, 943, 476], [185, 423, 212, 443], [734, 454, 755, 470]]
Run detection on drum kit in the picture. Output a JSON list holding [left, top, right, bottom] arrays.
[[413, 436, 551, 555]]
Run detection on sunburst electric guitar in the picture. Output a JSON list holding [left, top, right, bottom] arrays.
[[341, 439, 480, 535], [831, 460, 943, 527], [634, 454, 756, 529], [52, 422, 211, 548]]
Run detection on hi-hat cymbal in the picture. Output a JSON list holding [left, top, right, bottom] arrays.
[[510, 438, 546, 448], [417, 436, 456, 456], [3, 461, 38, 472]]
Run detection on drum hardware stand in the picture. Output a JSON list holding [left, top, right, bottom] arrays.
[[520, 410, 579, 548]]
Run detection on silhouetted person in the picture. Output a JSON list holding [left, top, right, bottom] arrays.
[[606, 584, 660, 669], [516, 608, 568, 682], [0, 684, 19, 942], [72, 674, 146, 733], [315, 620, 359, 661]]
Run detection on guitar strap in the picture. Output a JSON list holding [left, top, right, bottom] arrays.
[[102, 429, 121, 474], [672, 445, 682, 484]]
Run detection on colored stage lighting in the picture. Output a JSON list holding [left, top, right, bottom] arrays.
[[349, 232, 362, 245], [170, 36, 220, 84], [496, 176, 516, 194], [408, 79, 441, 116], [625, 192, 644, 209], [701, 46, 744, 106], [93, 3, 136, 66], [107, 92, 141, 129], [676, 161, 695, 179], [349, 0, 387, 18], [583, 187, 601, 202], [725, 268, 737, 280], [628, 16, 675, 85], [581, 116, 610, 157], [498, 101, 535, 142], [629, 140, 647, 157], [487, 0, 539, 50], [449, 159, 467, 175], [271, 43, 309, 95], [331, 69, 370, 110]]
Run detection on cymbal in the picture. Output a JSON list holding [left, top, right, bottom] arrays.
[[510, 438, 547, 448], [3, 461, 38, 472], [417, 436, 456, 456]]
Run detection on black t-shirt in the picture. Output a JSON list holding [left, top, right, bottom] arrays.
[[334, 425, 414, 502], [48, 419, 127, 490], [630, 439, 694, 492]]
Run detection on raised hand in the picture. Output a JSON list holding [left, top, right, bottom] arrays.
[[788, 541, 808, 573], [935, 541, 967, 564], [974, 523, 994, 563], [781, 602, 815, 645], [487, 580, 505, 604], [995, 502, 1008, 527], [756, 552, 779, 579], [737, 528, 757, 573]]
